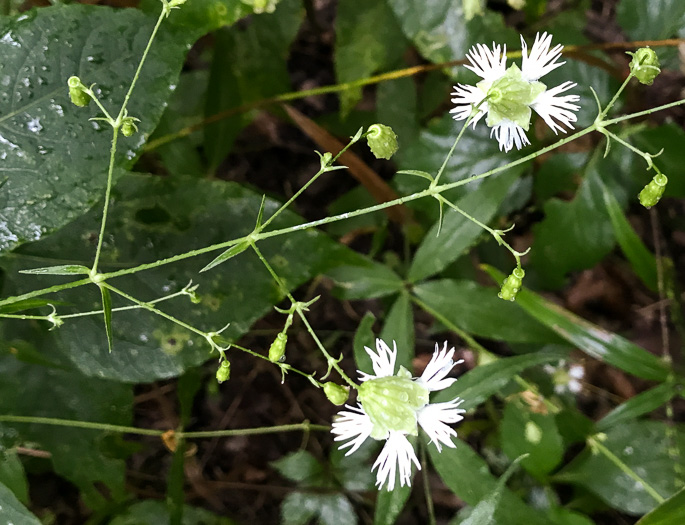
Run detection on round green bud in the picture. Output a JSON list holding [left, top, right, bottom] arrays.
[[639, 173, 667, 208], [366, 124, 399, 160], [216, 360, 231, 383], [498, 267, 525, 302], [67, 76, 90, 108], [627, 48, 660, 86], [121, 120, 137, 137], [323, 382, 349, 405], [268, 332, 287, 363]]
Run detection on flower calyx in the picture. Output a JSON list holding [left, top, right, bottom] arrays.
[[323, 382, 349, 405], [67, 76, 91, 107], [366, 124, 399, 160], [627, 47, 661, 86], [216, 360, 231, 383], [639, 173, 668, 208], [498, 267, 525, 301]]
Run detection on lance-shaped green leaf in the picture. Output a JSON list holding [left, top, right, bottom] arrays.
[[483, 266, 670, 382], [99, 285, 113, 353], [433, 348, 569, 408], [201, 239, 251, 273], [374, 483, 411, 525], [597, 382, 679, 432], [19, 265, 90, 276], [602, 184, 658, 291]]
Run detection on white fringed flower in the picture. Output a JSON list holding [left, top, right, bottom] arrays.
[[450, 32, 580, 152], [331, 339, 465, 490]]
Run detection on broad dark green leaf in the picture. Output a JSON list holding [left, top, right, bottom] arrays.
[[483, 266, 670, 382], [204, 0, 302, 170], [602, 184, 658, 291], [0, 5, 187, 254], [1, 174, 362, 382], [556, 421, 685, 515], [18, 264, 90, 275], [353, 311, 377, 377], [616, 0, 685, 40], [0, 357, 132, 508], [635, 486, 685, 525], [433, 349, 569, 408], [374, 483, 411, 525], [376, 77, 419, 148], [0, 450, 28, 504], [413, 279, 562, 344], [272, 450, 325, 487], [327, 262, 404, 300], [335, 0, 406, 116], [281, 492, 356, 525], [597, 382, 679, 432], [110, 500, 236, 525], [501, 399, 564, 479], [140, 0, 253, 42], [408, 170, 521, 282], [380, 292, 414, 371], [427, 440, 549, 525], [387, 0, 518, 66], [0, 481, 41, 525]]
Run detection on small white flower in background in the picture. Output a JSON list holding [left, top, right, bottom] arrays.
[[331, 339, 465, 490], [450, 32, 580, 152], [544, 360, 585, 394]]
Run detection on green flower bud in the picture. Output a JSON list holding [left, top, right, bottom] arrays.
[[627, 48, 660, 86], [268, 332, 287, 363], [639, 173, 668, 208], [67, 76, 90, 107], [216, 360, 231, 383], [323, 382, 349, 405], [366, 124, 399, 160], [121, 117, 139, 137], [498, 267, 525, 302]]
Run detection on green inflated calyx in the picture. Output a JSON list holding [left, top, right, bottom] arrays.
[[67, 76, 90, 107], [358, 369, 428, 439], [268, 332, 287, 363], [481, 64, 545, 130], [627, 47, 660, 86], [639, 173, 667, 208], [216, 360, 231, 383], [366, 124, 399, 160], [498, 267, 525, 302], [323, 382, 349, 405]]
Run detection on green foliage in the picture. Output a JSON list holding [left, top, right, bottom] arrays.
[[557, 421, 685, 515], [0, 5, 187, 254], [0, 481, 41, 524]]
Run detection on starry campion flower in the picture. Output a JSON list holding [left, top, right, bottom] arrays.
[[450, 32, 580, 152], [331, 339, 465, 490]]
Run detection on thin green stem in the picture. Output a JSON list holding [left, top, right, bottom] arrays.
[[250, 242, 357, 388], [420, 441, 437, 525], [83, 89, 114, 122], [597, 73, 634, 121], [0, 415, 329, 439], [0, 415, 162, 436], [91, 126, 119, 273], [601, 129, 658, 170], [3, 98, 685, 310], [260, 132, 361, 231], [178, 422, 329, 439], [436, 195, 525, 267], [117, 8, 167, 122], [431, 110, 476, 188], [588, 435, 665, 504]]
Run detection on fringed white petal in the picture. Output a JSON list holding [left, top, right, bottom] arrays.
[[358, 338, 397, 382], [372, 431, 420, 491], [416, 342, 462, 392], [331, 404, 374, 456], [418, 398, 465, 452], [521, 32, 565, 82], [491, 120, 530, 152], [531, 81, 581, 134], [464, 42, 508, 81]]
